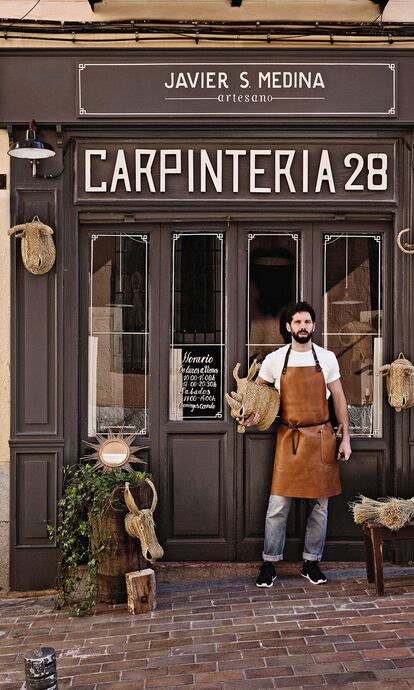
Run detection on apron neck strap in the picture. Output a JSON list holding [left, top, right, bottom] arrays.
[[282, 343, 322, 374], [282, 345, 292, 374], [312, 345, 322, 372]]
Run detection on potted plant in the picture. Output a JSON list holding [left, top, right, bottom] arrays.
[[49, 433, 154, 616]]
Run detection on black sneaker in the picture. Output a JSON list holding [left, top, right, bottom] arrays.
[[301, 560, 327, 585], [256, 562, 277, 588]]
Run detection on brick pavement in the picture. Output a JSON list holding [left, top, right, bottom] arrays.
[[2, 567, 414, 689]]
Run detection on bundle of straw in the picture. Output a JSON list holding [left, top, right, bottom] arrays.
[[379, 498, 414, 530], [349, 495, 387, 524], [349, 494, 414, 530]]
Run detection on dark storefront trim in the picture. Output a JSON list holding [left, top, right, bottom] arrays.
[[3, 48, 414, 590]]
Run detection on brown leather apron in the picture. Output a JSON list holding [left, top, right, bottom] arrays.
[[270, 345, 341, 499]]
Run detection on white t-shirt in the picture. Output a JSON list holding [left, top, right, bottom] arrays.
[[259, 343, 340, 398]]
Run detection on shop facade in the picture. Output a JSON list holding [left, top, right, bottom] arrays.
[[2, 49, 414, 591]]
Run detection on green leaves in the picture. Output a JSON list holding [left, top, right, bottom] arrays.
[[49, 463, 149, 615]]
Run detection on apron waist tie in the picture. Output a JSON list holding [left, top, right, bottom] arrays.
[[280, 418, 330, 455]]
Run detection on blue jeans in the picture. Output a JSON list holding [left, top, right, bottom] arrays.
[[262, 495, 329, 563]]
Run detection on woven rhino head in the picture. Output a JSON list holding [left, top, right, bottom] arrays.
[[225, 361, 280, 433]]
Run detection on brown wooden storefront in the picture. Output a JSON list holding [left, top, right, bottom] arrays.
[[3, 49, 414, 591]]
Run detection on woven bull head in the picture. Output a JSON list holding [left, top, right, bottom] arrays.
[[377, 353, 414, 412], [225, 361, 280, 433], [9, 216, 56, 275], [124, 478, 164, 563]]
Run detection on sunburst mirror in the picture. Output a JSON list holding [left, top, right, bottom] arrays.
[[82, 430, 148, 472]]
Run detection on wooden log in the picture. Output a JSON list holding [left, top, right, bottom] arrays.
[[90, 484, 152, 604], [125, 569, 156, 614]]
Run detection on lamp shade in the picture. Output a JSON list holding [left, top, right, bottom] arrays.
[[8, 121, 55, 160]]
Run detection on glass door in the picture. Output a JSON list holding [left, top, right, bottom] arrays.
[[237, 220, 389, 562], [88, 233, 150, 437]]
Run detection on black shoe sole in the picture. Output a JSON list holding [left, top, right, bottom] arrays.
[[256, 575, 277, 588], [301, 572, 327, 585]]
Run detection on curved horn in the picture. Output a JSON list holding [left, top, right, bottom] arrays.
[[225, 393, 241, 411], [233, 363, 241, 382], [124, 482, 141, 516], [376, 364, 390, 376], [8, 224, 27, 238], [145, 477, 158, 513], [247, 360, 258, 381], [397, 228, 414, 254]]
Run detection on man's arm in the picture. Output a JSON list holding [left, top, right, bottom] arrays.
[[256, 376, 273, 387], [327, 378, 352, 460]]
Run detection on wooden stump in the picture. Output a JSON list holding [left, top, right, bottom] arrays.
[[126, 569, 157, 614], [90, 484, 151, 604]]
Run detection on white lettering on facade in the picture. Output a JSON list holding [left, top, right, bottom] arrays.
[[84, 148, 389, 196], [258, 71, 325, 89], [239, 71, 250, 88], [200, 149, 223, 193], [164, 71, 229, 89], [315, 149, 336, 193], [302, 149, 309, 193], [275, 151, 296, 193], [160, 149, 181, 193], [135, 149, 156, 192], [250, 150, 271, 193], [85, 149, 107, 192], [110, 149, 131, 192], [225, 149, 247, 192]]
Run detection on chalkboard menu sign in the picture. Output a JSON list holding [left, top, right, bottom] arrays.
[[174, 346, 223, 419]]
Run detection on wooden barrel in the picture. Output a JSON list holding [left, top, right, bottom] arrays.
[[90, 483, 151, 604]]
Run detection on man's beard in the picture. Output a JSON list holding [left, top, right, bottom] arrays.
[[291, 331, 312, 344]]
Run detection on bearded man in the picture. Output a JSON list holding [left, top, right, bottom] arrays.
[[244, 301, 352, 587]]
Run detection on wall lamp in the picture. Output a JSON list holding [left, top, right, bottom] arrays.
[[8, 119, 56, 177]]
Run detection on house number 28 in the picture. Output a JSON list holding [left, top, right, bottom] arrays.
[[344, 153, 388, 191]]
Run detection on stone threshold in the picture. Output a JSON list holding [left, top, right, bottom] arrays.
[[1, 560, 393, 595], [153, 560, 369, 582]]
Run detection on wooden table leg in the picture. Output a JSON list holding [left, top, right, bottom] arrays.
[[363, 528, 375, 584], [370, 526, 385, 596]]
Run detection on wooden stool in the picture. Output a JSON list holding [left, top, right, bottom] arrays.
[[362, 520, 414, 596]]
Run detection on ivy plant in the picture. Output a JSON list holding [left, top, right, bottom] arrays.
[[48, 463, 149, 616]]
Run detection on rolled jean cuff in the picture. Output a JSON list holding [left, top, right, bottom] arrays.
[[262, 552, 283, 562], [302, 552, 321, 562]]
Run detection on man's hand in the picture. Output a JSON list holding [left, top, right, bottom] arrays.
[[242, 412, 261, 427], [337, 437, 352, 462]]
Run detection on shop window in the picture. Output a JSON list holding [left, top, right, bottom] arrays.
[[247, 233, 300, 365], [323, 234, 383, 437], [88, 234, 149, 436], [169, 233, 225, 420]]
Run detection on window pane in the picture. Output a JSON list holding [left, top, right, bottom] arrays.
[[323, 234, 383, 437], [247, 233, 300, 364], [88, 234, 149, 436], [170, 233, 225, 420]]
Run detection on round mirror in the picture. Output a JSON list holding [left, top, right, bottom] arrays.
[[98, 439, 130, 468]]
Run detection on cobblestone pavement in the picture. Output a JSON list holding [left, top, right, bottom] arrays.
[[2, 567, 414, 689]]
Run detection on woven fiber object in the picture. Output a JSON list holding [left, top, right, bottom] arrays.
[[9, 216, 56, 275], [225, 361, 280, 434], [377, 352, 414, 412], [350, 494, 414, 531], [124, 480, 164, 563]]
